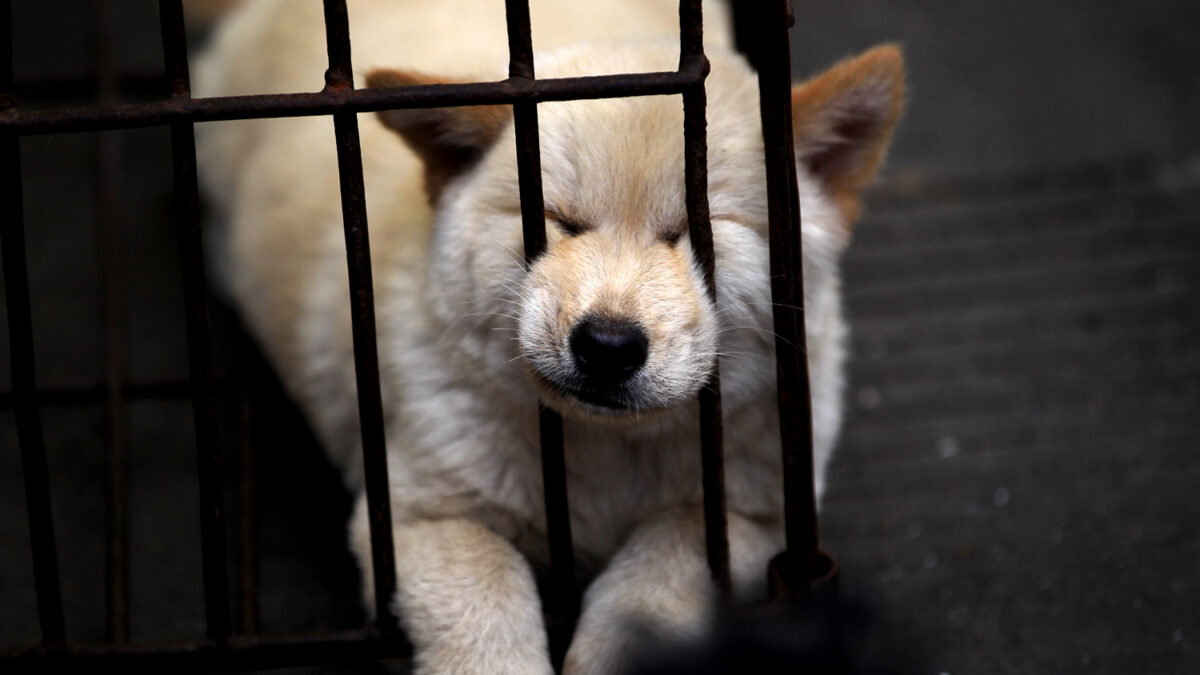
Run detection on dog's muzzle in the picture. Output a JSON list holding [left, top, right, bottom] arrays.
[[570, 316, 648, 383], [563, 315, 648, 410]]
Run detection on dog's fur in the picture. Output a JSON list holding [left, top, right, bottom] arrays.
[[192, 1, 904, 673]]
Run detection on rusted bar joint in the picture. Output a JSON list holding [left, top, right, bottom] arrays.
[[505, 0, 536, 80], [679, 54, 711, 81], [768, 548, 838, 605], [321, 0, 353, 90]]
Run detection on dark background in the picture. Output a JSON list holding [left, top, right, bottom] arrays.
[[2, 1, 1198, 673]]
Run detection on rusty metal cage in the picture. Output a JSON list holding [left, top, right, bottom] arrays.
[[1, 0, 830, 671]]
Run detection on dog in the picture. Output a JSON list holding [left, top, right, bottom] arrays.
[[192, 1, 904, 672]]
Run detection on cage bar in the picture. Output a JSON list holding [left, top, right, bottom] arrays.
[[234, 333, 260, 635], [91, 0, 130, 644], [1, 628, 412, 673], [503, 0, 577, 667], [679, 0, 732, 600], [753, 0, 833, 598], [0, 378, 201, 408], [320, 0, 399, 633], [0, 69, 703, 137], [1, 0, 821, 669], [159, 0, 232, 642], [0, 0, 67, 648]]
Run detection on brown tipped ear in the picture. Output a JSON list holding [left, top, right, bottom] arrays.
[[791, 44, 906, 222], [366, 68, 512, 201]]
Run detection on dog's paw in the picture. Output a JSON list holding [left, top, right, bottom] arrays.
[[563, 581, 708, 675], [415, 642, 555, 675], [562, 628, 627, 675], [349, 501, 555, 674]]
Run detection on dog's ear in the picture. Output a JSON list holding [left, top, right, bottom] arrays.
[[367, 69, 512, 201], [791, 44, 905, 223]]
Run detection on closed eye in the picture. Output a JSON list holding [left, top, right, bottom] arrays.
[[545, 210, 590, 237], [659, 215, 691, 246], [662, 224, 687, 246]]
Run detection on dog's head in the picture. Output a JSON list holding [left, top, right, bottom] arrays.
[[368, 43, 904, 424]]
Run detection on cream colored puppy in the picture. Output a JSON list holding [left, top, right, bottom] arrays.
[[193, 1, 904, 673]]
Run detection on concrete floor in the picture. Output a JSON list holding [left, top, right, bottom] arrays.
[[2, 1, 1198, 673]]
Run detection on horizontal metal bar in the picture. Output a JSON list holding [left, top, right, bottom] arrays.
[[0, 629, 412, 674], [0, 68, 706, 136], [0, 378, 229, 408]]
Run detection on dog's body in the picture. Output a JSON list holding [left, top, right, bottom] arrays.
[[194, 1, 903, 672]]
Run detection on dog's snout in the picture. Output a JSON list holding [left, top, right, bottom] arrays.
[[570, 316, 649, 383]]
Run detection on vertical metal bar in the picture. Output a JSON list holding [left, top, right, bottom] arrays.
[[234, 332, 260, 635], [756, 0, 823, 598], [321, 0, 399, 634], [159, 0, 232, 642], [535, 402, 572, 668], [92, 0, 129, 644], [504, 0, 576, 667], [680, 0, 731, 601], [1, 0, 67, 647]]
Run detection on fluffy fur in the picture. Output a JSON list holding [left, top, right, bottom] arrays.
[[192, 1, 904, 673]]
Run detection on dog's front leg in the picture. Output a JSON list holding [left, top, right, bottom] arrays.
[[562, 509, 782, 675], [349, 495, 553, 675]]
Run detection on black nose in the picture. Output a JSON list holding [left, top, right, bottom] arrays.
[[569, 316, 649, 384]]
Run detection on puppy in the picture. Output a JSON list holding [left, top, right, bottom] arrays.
[[193, 1, 904, 673]]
